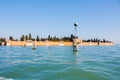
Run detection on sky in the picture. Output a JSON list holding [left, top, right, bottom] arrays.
[[0, 0, 120, 43]]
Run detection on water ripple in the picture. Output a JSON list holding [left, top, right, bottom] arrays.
[[0, 45, 120, 80]]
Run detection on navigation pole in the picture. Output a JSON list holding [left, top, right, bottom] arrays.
[[73, 22, 78, 52]]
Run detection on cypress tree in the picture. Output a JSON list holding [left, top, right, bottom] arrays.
[[36, 35, 40, 41], [29, 33, 32, 40]]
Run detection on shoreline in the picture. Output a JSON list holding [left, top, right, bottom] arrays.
[[4, 41, 114, 46]]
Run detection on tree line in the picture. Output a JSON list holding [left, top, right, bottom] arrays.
[[0, 33, 112, 43], [2, 33, 75, 42], [83, 38, 111, 43]]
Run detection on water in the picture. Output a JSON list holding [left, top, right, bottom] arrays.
[[0, 45, 120, 80]]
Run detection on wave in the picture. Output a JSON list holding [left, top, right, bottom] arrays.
[[0, 77, 14, 80]]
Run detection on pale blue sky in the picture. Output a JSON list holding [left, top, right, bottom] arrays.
[[0, 0, 120, 43]]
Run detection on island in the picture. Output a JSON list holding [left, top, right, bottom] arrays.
[[0, 34, 114, 46]]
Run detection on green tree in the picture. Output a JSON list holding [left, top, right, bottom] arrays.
[[93, 38, 96, 42], [103, 39, 106, 43], [87, 39, 90, 42], [0, 38, 6, 42], [29, 33, 32, 40], [9, 36, 14, 41], [48, 35, 51, 40], [20, 35, 25, 41], [91, 39, 94, 42], [95, 38, 98, 42], [32, 38, 35, 41], [70, 34, 75, 42], [26, 35, 28, 41], [36, 35, 40, 41]]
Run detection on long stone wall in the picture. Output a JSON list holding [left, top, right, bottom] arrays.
[[5, 41, 114, 46]]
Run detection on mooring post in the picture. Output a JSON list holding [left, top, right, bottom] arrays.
[[32, 40, 36, 50]]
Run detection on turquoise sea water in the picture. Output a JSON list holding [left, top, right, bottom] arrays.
[[0, 45, 120, 80]]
